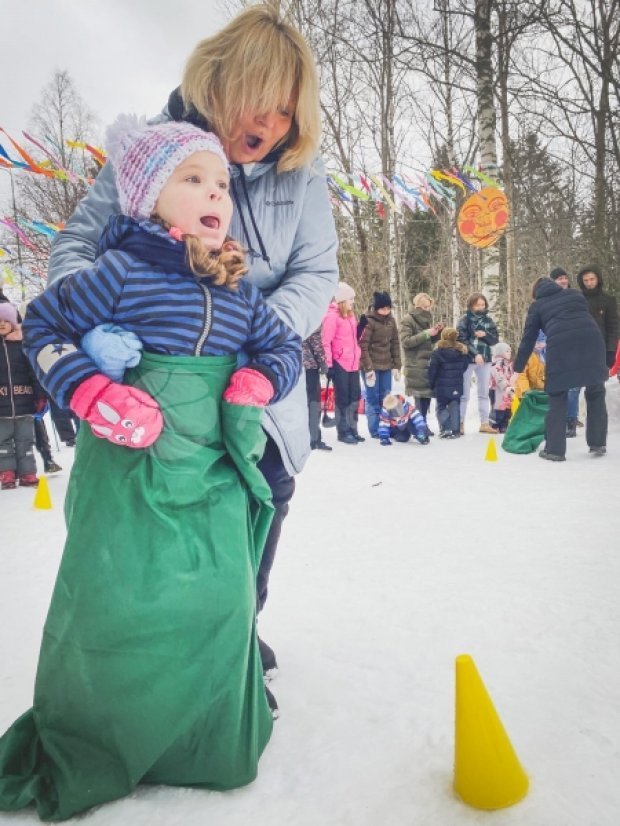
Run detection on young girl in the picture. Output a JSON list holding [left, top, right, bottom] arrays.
[[0, 119, 301, 821], [514, 331, 546, 399], [321, 283, 363, 445], [502, 331, 547, 455], [457, 293, 499, 434], [0, 302, 42, 488], [489, 342, 514, 433]]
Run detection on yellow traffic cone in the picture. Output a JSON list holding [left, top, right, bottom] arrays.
[[454, 654, 529, 810], [33, 475, 52, 510], [484, 438, 498, 462], [510, 395, 520, 416]]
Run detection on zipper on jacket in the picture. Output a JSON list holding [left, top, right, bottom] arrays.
[[194, 281, 213, 356], [2, 339, 16, 418]]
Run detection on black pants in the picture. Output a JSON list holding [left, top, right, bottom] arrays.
[[305, 368, 321, 445], [414, 396, 431, 421], [34, 417, 53, 464], [256, 435, 296, 612], [494, 409, 511, 433], [50, 400, 79, 443], [332, 363, 361, 437], [545, 384, 607, 456]]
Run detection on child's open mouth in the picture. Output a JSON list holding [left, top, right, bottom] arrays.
[[200, 215, 220, 229]]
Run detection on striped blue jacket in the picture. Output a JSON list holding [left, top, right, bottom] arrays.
[[22, 216, 301, 408], [377, 396, 426, 440]]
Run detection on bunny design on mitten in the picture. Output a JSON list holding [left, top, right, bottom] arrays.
[[71, 375, 163, 449], [90, 400, 151, 446]]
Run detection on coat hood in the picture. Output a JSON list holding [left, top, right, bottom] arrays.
[[97, 215, 194, 276], [534, 278, 563, 300], [437, 338, 467, 353], [577, 265, 604, 293], [408, 306, 432, 323]]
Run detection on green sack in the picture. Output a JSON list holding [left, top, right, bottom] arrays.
[[502, 389, 549, 454], [0, 353, 274, 821]]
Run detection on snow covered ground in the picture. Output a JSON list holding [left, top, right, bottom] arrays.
[[1, 380, 620, 826]]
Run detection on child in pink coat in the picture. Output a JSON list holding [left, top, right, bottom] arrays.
[[321, 282, 362, 445]]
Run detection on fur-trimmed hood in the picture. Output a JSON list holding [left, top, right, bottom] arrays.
[[437, 338, 467, 354]]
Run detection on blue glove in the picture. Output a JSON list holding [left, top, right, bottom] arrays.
[[380, 437, 392, 446], [81, 324, 143, 382]]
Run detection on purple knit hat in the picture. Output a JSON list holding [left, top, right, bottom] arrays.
[[0, 302, 18, 326], [105, 115, 229, 220]]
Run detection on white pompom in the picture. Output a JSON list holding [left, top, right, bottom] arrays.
[[105, 113, 149, 166]]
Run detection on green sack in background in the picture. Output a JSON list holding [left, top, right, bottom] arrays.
[[502, 389, 549, 454], [0, 352, 274, 821]]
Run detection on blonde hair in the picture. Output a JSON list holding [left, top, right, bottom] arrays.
[[338, 301, 354, 319], [181, 5, 321, 172], [413, 293, 433, 309], [151, 217, 247, 288]]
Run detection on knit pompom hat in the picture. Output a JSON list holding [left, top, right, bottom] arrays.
[[492, 342, 512, 358], [0, 302, 18, 326], [440, 327, 458, 342], [334, 282, 355, 303], [105, 115, 229, 220], [373, 291, 392, 310]]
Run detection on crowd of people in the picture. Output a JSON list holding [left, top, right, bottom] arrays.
[[0, 2, 618, 822], [309, 267, 618, 458]]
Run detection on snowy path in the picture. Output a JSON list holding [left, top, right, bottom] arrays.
[[1, 381, 619, 825]]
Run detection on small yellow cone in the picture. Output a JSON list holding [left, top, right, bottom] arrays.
[[33, 475, 52, 510], [484, 437, 498, 462], [454, 654, 529, 810], [510, 395, 520, 416]]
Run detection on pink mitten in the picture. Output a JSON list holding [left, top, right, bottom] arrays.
[[70, 374, 163, 448], [222, 368, 274, 407]]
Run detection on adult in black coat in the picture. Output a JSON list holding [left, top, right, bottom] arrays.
[[577, 265, 619, 368], [513, 278, 609, 460]]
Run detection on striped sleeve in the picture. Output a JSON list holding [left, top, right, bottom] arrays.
[[22, 251, 129, 407], [242, 284, 302, 403]]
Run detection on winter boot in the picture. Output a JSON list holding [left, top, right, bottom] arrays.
[[19, 474, 39, 487], [566, 417, 577, 438], [258, 636, 278, 681], [589, 446, 606, 457], [1, 470, 17, 490], [44, 460, 63, 473], [479, 422, 499, 434], [265, 685, 280, 720], [538, 449, 566, 462]]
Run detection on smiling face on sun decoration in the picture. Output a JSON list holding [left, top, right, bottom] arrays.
[[457, 187, 509, 249]]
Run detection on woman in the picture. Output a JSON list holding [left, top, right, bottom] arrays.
[[359, 290, 401, 438], [399, 292, 444, 431], [46, 5, 338, 677], [513, 277, 608, 461], [457, 292, 499, 434]]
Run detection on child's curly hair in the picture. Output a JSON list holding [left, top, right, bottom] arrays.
[[184, 234, 247, 288], [152, 217, 247, 289]]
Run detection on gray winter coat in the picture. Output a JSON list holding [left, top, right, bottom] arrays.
[[47, 110, 339, 476], [399, 308, 437, 396]]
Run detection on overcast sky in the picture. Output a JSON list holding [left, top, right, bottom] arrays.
[[1, 0, 230, 139]]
